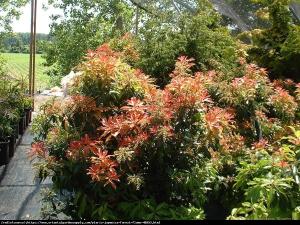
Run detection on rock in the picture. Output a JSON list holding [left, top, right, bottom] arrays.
[[50, 86, 62, 93]]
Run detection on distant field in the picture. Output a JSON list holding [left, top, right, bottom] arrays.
[[1, 53, 51, 91]]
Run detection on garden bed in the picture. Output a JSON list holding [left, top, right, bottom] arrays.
[[0, 74, 33, 166]]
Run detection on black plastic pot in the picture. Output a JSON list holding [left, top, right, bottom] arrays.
[[25, 109, 32, 127], [13, 123, 19, 143], [25, 110, 29, 127], [25, 109, 32, 125], [8, 135, 16, 158], [29, 110, 32, 123], [0, 140, 10, 166], [18, 115, 26, 135]]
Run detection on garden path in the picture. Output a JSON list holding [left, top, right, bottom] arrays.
[[0, 95, 53, 220], [0, 126, 52, 220]]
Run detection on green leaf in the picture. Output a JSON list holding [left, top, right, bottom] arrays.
[[78, 195, 87, 217]]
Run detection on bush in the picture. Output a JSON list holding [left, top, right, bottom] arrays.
[[136, 2, 239, 87], [228, 126, 300, 220], [31, 42, 300, 220], [245, 0, 300, 81], [69, 43, 155, 109]]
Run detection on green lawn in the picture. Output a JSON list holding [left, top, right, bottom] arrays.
[[1, 53, 51, 91]]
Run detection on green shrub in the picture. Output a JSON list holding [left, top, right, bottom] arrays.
[[228, 126, 300, 219], [245, 0, 300, 81], [136, 2, 238, 87]]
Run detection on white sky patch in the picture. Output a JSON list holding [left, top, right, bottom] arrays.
[[11, 0, 62, 34]]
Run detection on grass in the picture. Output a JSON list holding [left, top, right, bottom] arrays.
[[1, 53, 52, 91]]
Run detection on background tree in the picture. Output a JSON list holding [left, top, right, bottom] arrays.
[[43, 0, 135, 79], [45, 0, 239, 87], [0, 32, 49, 53], [0, 0, 29, 32], [245, 0, 300, 81], [130, 0, 238, 86], [43, 0, 300, 85], [0, 0, 29, 73]]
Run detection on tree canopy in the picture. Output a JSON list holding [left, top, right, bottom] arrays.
[[0, 0, 29, 32], [20, 0, 300, 83]]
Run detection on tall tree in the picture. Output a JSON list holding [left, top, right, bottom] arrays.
[[44, 0, 239, 81], [44, 0, 134, 78], [0, 0, 29, 73], [0, 0, 29, 32], [135, 0, 238, 86]]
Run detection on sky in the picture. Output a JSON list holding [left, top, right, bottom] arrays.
[[11, 0, 61, 34]]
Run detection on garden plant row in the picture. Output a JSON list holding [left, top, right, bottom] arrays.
[[0, 76, 33, 166]]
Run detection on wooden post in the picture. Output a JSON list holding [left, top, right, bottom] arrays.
[[29, 0, 34, 96], [29, 0, 37, 110], [32, 0, 37, 109]]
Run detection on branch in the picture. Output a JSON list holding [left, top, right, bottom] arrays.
[[290, 5, 300, 24], [172, 0, 181, 14], [254, 117, 262, 141], [128, 0, 155, 15], [173, 0, 197, 13]]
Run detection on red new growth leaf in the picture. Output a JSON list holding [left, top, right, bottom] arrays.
[[276, 160, 289, 168], [87, 148, 120, 189], [252, 139, 269, 150], [69, 141, 82, 150], [269, 87, 297, 118], [66, 134, 96, 161], [100, 100, 150, 142], [29, 142, 47, 159], [121, 97, 148, 113], [170, 56, 195, 77], [104, 170, 120, 190], [67, 95, 99, 113], [205, 107, 235, 137]]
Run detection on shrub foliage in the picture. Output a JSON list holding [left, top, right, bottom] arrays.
[[31, 39, 300, 220]]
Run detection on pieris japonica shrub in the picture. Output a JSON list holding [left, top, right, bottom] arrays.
[[31, 41, 300, 220], [69, 42, 155, 109]]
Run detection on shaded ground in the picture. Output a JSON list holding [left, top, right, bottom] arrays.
[[0, 95, 53, 220], [0, 129, 52, 220]]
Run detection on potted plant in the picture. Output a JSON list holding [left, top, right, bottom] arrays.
[[0, 108, 12, 165], [0, 65, 26, 159], [2, 82, 26, 135], [0, 79, 11, 164], [18, 110, 26, 135], [7, 108, 19, 157], [12, 89, 27, 134], [23, 96, 33, 127]]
